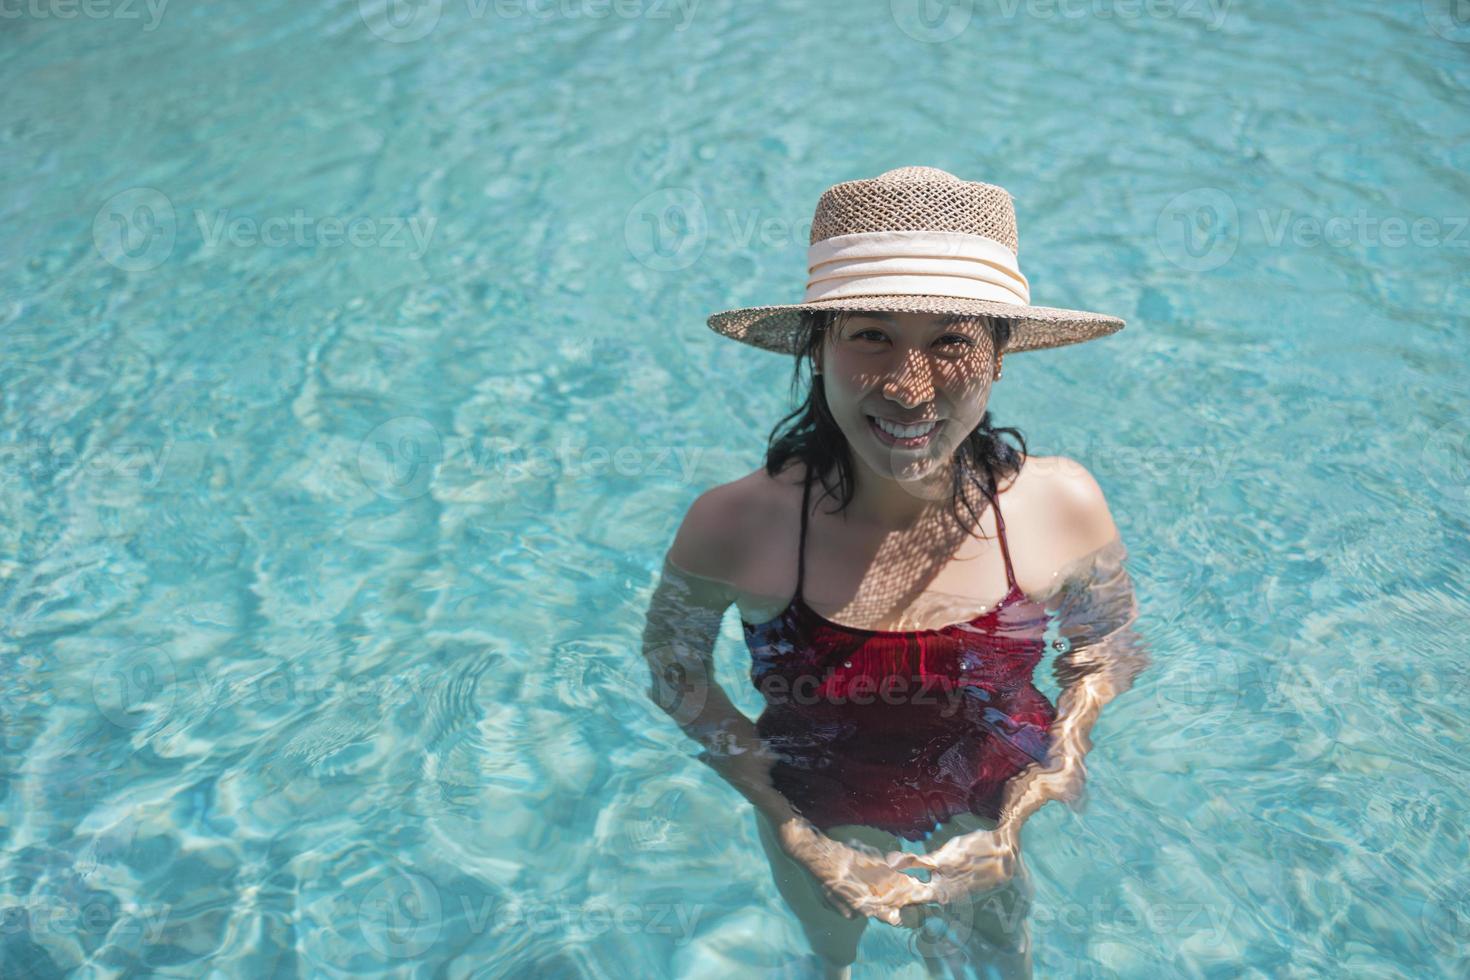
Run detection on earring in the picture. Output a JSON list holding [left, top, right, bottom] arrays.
[[993, 354, 1004, 381]]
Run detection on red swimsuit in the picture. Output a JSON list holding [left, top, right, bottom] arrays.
[[741, 468, 1057, 842]]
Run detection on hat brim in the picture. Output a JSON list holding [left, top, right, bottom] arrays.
[[706, 294, 1124, 355]]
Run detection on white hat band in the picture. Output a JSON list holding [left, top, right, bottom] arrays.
[[804, 229, 1031, 306]]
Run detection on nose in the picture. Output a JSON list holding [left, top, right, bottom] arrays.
[[880, 346, 935, 410]]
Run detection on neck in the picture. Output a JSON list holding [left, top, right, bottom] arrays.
[[844, 454, 957, 531]]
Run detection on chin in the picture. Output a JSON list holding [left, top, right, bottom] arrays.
[[857, 445, 946, 481]]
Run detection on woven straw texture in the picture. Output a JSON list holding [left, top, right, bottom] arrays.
[[706, 166, 1124, 356]]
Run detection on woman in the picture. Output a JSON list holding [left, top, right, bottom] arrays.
[[643, 167, 1147, 978]]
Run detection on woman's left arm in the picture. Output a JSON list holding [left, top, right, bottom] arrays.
[[991, 545, 1149, 838], [895, 461, 1152, 900], [997, 459, 1152, 814]]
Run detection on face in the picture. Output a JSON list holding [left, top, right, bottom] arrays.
[[817, 310, 997, 482]]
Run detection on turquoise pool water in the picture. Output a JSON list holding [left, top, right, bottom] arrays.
[[2, 0, 1468, 975]]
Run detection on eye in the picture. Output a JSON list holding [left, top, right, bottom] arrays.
[[846, 329, 978, 352]]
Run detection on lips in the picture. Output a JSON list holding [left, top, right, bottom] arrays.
[[866, 414, 943, 448]]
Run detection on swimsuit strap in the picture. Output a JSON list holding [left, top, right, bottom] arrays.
[[795, 464, 813, 604], [991, 490, 1020, 592]]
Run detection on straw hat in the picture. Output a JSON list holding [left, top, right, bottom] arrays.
[[706, 166, 1124, 369]]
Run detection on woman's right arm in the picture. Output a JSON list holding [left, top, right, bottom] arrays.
[[642, 485, 933, 925], [640, 485, 803, 827]]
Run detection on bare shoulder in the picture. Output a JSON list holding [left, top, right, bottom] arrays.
[[667, 462, 801, 582], [1009, 454, 1119, 558]]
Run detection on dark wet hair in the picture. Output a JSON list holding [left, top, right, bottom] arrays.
[[763, 309, 1028, 539]]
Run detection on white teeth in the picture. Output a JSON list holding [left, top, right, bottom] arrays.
[[871, 416, 938, 439]]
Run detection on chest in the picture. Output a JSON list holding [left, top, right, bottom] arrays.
[[734, 494, 1073, 631], [742, 591, 1051, 711]]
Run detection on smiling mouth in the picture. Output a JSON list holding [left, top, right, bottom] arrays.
[[866, 414, 943, 448]]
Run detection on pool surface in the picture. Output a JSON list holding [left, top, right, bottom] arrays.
[[2, 0, 1468, 975]]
